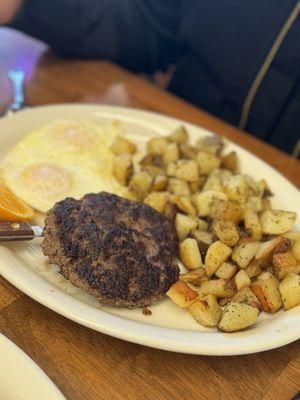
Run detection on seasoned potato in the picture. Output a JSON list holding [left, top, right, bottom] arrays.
[[168, 126, 188, 144], [140, 153, 164, 168], [205, 241, 232, 277], [170, 195, 196, 216], [279, 273, 300, 310], [168, 178, 191, 196], [110, 136, 136, 155], [283, 232, 300, 243], [180, 269, 208, 285], [209, 198, 241, 223], [251, 272, 282, 313], [112, 154, 133, 186], [166, 281, 198, 308], [190, 230, 213, 246], [197, 151, 221, 175], [273, 237, 292, 254], [195, 190, 227, 217], [245, 196, 263, 213], [231, 287, 261, 310], [196, 135, 223, 155], [221, 151, 239, 173], [143, 192, 168, 213], [245, 260, 261, 278], [255, 237, 283, 267], [166, 163, 177, 177], [179, 238, 203, 270], [212, 220, 239, 247], [202, 171, 222, 192], [261, 197, 272, 211], [231, 241, 260, 269], [175, 160, 199, 182], [175, 213, 198, 241], [261, 210, 297, 235], [179, 144, 198, 159], [164, 202, 179, 221], [215, 262, 238, 280], [218, 302, 259, 332], [273, 252, 300, 280], [235, 270, 251, 290], [147, 137, 168, 155], [223, 175, 250, 205], [198, 279, 236, 298], [189, 294, 222, 327], [129, 171, 153, 199], [244, 210, 262, 240], [152, 175, 168, 191], [292, 241, 300, 261], [142, 165, 165, 178], [189, 177, 206, 193], [163, 142, 180, 164], [197, 219, 209, 231]]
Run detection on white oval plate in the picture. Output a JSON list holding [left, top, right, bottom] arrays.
[[0, 334, 65, 400], [0, 104, 299, 356]]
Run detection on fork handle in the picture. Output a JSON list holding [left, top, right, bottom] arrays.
[[0, 221, 35, 241]]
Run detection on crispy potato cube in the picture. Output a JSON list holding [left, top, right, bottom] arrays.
[[170, 195, 196, 216], [194, 190, 227, 217], [166, 163, 177, 177], [209, 198, 241, 223], [166, 281, 198, 308], [245, 196, 263, 213], [179, 144, 198, 159], [189, 294, 222, 327], [231, 241, 260, 269], [197, 219, 208, 231], [274, 237, 292, 254], [223, 175, 250, 205], [245, 260, 261, 278], [197, 151, 221, 175], [196, 135, 223, 155], [163, 142, 180, 164], [152, 175, 168, 191], [110, 136, 136, 155], [168, 178, 191, 196], [283, 231, 300, 243], [168, 126, 188, 144], [231, 287, 261, 309], [147, 137, 168, 155], [255, 237, 283, 267], [218, 303, 259, 332], [244, 210, 262, 240], [198, 279, 236, 298], [189, 177, 205, 193], [279, 273, 300, 310], [142, 165, 165, 178], [261, 210, 297, 235], [251, 272, 282, 313], [140, 153, 164, 168], [112, 154, 133, 186], [129, 171, 153, 199], [235, 270, 251, 290], [164, 202, 179, 221], [273, 252, 300, 280], [218, 298, 231, 306], [179, 238, 203, 270], [175, 213, 198, 241], [190, 230, 213, 246], [215, 262, 238, 280], [221, 151, 239, 173], [205, 241, 232, 277], [180, 269, 208, 285], [212, 220, 239, 247], [143, 192, 168, 213], [261, 197, 272, 211], [292, 241, 300, 261], [202, 174, 222, 192], [175, 160, 199, 182]]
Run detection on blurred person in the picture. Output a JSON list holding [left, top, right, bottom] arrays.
[[0, 0, 299, 155]]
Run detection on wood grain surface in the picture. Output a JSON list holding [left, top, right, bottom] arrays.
[[0, 27, 299, 400]]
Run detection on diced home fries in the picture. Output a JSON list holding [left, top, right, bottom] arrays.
[[115, 126, 300, 332]]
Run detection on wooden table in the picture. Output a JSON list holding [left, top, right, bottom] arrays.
[[0, 28, 300, 400]]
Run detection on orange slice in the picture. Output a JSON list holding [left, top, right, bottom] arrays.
[[0, 185, 35, 221]]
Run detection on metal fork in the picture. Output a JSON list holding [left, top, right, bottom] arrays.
[[1, 69, 28, 117]]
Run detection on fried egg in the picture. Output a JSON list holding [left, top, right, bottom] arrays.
[[2, 119, 132, 213]]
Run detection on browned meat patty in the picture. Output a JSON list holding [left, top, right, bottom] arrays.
[[42, 192, 179, 308]]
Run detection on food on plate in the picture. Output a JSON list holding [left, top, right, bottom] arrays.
[[1, 119, 132, 213], [42, 192, 179, 308], [0, 183, 34, 221], [115, 124, 299, 332]]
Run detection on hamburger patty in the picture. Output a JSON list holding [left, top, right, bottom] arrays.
[[42, 192, 179, 307]]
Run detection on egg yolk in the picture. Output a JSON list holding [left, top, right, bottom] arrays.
[[20, 163, 70, 200]]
